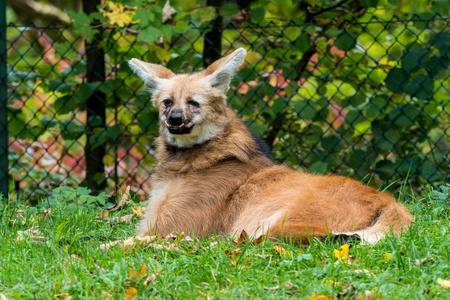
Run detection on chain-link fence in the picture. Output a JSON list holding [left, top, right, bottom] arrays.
[[3, 15, 449, 200]]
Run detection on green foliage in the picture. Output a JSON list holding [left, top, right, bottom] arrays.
[[6, 0, 449, 199], [44, 186, 110, 209], [225, 0, 449, 192], [251, 7, 266, 22], [427, 184, 450, 207], [67, 11, 99, 42], [334, 32, 357, 52]]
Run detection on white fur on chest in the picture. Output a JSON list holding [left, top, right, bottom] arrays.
[[140, 179, 172, 232]]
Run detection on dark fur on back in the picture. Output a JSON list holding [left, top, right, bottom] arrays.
[[248, 128, 273, 160]]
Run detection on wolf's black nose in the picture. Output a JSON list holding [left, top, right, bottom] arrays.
[[168, 113, 184, 126]]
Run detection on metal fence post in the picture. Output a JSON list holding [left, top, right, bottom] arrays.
[[203, 0, 223, 67], [83, 0, 106, 195], [0, 0, 8, 199]]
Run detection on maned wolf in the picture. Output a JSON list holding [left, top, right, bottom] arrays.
[[128, 48, 413, 244]]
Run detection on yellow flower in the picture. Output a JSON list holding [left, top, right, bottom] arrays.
[[102, 1, 136, 27], [324, 279, 344, 286], [333, 244, 349, 262], [437, 278, 450, 289], [383, 253, 393, 260]]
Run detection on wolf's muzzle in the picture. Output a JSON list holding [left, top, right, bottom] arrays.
[[164, 120, 193, 134], [168, 113, 184, 126]]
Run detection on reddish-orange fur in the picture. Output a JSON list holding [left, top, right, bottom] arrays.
[[129, 48, 413, 244]]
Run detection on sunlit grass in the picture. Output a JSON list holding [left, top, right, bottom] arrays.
[[0, 185, 449, 299]]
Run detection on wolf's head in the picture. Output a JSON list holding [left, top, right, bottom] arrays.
[[128, 48, 247, 148]]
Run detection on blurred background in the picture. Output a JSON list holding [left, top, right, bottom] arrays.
[[1, 0, 448, 202]]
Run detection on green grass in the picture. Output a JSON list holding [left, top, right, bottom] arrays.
[[0, 185, 449, 299]]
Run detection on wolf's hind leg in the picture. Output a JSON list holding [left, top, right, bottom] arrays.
[[268, 222, 332, 244]]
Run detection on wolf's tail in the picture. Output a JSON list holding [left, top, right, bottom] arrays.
[[341, 202, 414, 244]]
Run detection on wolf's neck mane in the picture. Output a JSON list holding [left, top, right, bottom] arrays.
[[155, 108, 272, 173]]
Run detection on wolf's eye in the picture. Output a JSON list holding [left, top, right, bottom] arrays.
[[162, 99, 173, 108], [188, 100, 200, 107]]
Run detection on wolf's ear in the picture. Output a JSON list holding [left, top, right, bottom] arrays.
[[128, 59, 174, 91], [203, 48, 247, 93]]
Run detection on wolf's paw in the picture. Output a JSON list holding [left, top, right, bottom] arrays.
[[330, 233, 361, 246]]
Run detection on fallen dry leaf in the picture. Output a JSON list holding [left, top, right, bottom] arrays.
[[24, 226, 40, 236], [132, 207, 143, 217], [108, 186, 132, 212], [100, 291, 113, 299], [415, 256, 435, 266], [251, 235, 264, 245], [110, 214, 134, 224], [161, 0, 177, 23], [183, 235, 194, 242], [96, 213, 135, 224], [55, 293, 71, 299], [353, 269, 377, 278], [16, 231, 48, 243], [263, 285, 280, 291], [16, 226, 45, 243], [15, 212, 26, 223], [339, 284, 357, 299], [98, 236, 157, 251], [355, 290, 377, 300], [164, 232, 183, 241], [168, 242, 180, 251], [233, 230, 249, 246], [119, 214, 135, 224], [284, 280, 295, 288], [42, 208, 52, 218], [93, 260, 108, 273], [225, 248, 242, 259], [273, 245, 291, 257], [143, 273, 157, 286], [123, 287, 138, 300], [229, 8, 249, 23], [437, 278, 450, 289], [98, 235, 182, 253], [129, 264, 146, 279], [97, 211, 109, 220], [180, 235, 194, 246], [70, 254, 81, 261]]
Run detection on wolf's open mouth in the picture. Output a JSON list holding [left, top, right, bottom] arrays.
[[165, 121, 184, 129], [165, 121, 193, 134]]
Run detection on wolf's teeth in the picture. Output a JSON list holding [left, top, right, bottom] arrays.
[[165, 121, 185, 129]]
